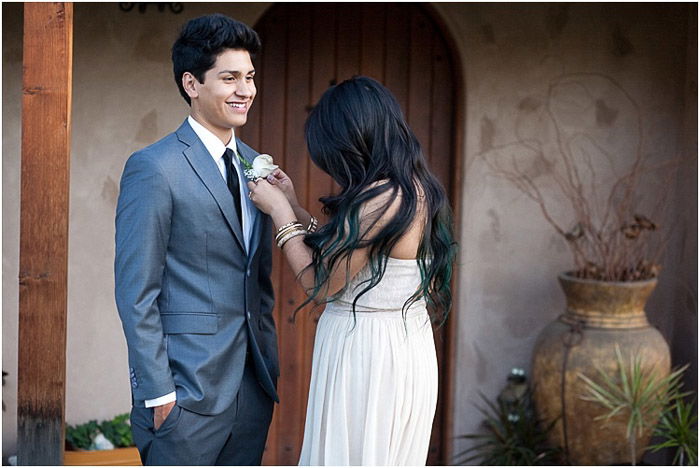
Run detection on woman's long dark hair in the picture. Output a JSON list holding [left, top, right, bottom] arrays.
[[300, 76, 457, 325]]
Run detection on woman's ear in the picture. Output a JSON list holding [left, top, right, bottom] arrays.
[[182, 72, 199, 101]]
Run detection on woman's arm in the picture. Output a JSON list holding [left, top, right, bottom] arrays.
[[249, 179, 402, 300], [264, 169, 313, 230]]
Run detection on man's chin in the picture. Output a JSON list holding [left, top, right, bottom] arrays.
[[230, 117, 248, 129]]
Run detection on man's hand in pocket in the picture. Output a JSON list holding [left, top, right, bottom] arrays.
[[154, 401, 176, 430]]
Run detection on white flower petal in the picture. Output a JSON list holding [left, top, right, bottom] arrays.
[[252, 154, 279, 178]]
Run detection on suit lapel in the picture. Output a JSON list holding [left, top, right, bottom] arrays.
[[237, 139, 262, 263], [176, 121, 246, 253]]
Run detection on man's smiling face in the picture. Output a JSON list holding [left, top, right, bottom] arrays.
[[188, 48, 256, 141]]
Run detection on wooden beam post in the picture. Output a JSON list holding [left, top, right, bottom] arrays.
[[17, 3, 73, 465]]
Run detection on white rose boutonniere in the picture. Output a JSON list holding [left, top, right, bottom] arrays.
[[240, 153, 279, 181]]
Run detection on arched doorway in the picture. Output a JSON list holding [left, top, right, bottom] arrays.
[[239, 3, 462, 464]]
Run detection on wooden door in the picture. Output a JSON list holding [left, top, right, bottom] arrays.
[[239, 3, 459, 465]]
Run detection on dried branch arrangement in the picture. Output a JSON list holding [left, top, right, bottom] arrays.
[[481, 73, 677, 282]]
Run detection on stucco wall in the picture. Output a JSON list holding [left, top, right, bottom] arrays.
[[2, 2, 696, 463], [434, 3, 697, 462], [2, 3, 23, 458]]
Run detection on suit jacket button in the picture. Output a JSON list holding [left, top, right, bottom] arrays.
[[247, 269, 251, 277], [246, 311, 251, 320]]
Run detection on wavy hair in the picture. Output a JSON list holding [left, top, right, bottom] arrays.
[[300, 76, 457, 325]]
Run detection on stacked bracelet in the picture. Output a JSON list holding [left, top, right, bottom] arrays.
[[277, 228, 307, 249], [275, 221, 307, 249], [276, 224, 303, 243], [276, 221, 303, 239], [307, 216, 318, 233]]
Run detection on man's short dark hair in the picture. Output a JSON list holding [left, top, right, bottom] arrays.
[[172, 14, 261, 105]]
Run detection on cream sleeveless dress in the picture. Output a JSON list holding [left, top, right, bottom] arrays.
[[298, 257, 438, 466]]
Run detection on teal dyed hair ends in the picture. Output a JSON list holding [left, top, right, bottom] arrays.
[[299, 76, 457, 325]]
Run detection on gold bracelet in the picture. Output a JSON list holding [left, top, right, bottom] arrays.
[[275, 221, 302, 238], [307, 216, 318, 233], [277, 228, 307, 249], [275, 225, 301, 240], [277, 226, 305, 247], [276, 220, 301, 233], [275, 223, 304, 244]]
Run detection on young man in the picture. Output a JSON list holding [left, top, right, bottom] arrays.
[[115, 14, 278, 465]]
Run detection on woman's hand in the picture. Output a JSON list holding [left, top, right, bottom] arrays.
[[248, 179, 295, 223], [264, 169, 300, 209]]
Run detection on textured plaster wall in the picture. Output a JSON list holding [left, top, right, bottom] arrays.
[[2, 2, 696, 464], [2, 3, 23, 459], [433, 3, 697, 462]]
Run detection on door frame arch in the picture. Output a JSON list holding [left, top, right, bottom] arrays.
[[418, 4, 466, 461]]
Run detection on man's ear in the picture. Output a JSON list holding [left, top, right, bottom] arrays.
[[182, 72, 199, 100]]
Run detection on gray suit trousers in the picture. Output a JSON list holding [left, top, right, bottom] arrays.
[[130, 357, 273, 466]]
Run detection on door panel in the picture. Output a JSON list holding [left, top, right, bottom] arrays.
[[239, 4, 457, 465]]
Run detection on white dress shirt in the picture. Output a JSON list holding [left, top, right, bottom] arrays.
[[187, 116, 254, 252], [145, 116, 253, 408]]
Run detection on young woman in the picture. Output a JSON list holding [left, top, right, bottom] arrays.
[[247, 76, 456, 465]]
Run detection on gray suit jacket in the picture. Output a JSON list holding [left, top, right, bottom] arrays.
[[115, 119, 279, 416]]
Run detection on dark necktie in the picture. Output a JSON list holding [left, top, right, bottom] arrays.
[[222, 148, 243, 224]]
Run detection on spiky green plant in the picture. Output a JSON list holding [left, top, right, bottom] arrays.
[[578, 345, 689, 465], [648, 397, 698, 465], [454, 390, 561, 465]]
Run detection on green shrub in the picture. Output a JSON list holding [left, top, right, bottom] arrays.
[[66, 413, 133, 450], [66, 419, 99, 450], [99, 413, 134, 448]]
